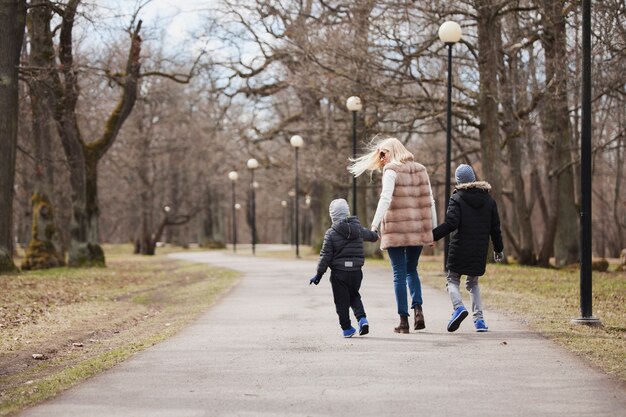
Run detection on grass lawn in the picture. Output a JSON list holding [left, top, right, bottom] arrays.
[[0, 245, 239, 416]]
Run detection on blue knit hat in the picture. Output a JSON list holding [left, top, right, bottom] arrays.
[[455, 164, 476, 184]]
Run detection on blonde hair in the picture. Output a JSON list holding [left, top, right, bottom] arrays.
[[348, 137, 414, 178]]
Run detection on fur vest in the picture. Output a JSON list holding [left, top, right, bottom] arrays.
[[380, 161, 434, 250]]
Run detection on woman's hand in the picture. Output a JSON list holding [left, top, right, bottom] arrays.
[[371, 226, 381, 238]]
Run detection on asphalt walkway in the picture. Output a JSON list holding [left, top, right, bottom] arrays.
[[20, 250, 626, 417]]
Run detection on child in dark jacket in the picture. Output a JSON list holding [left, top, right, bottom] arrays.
[[432, 164, 504, 333], [309, 199, 379, 338]]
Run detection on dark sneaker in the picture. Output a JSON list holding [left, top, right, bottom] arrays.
[[447, 306, 468, 332], [474, 319, 489, 332], [343, 327, 356, 338], [358, 317, 369, 335]]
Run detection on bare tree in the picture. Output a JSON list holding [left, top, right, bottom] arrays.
[[21, 0, 65, 269], [535, 0, 579, 266], [0, 0, 27, 272], [27, 0, 142, 266]]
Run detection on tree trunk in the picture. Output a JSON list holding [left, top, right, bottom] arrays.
[[309, 180, 334, 252], [64, 149, 105, 266], [475, 1, 505, 213], [538, 0, 579, 267], [0, 0, 27, 272], [475, 1, 507, 264], [499, 16, 537, 265], [200, 185, 226, 248], [22, 0, 65, 269]]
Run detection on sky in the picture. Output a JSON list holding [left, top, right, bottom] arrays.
[[90, 0, 209, 49]]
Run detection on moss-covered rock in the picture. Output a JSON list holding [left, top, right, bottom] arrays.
[[591, 258, 609, 272], [68, 242, 105, 267], [201, 239, 226, 249], [22, 193, 65, 271], [0, 248, 18, 273], [617, 249, 626, 272]]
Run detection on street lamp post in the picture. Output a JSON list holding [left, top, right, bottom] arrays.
[[290, 135, 304, 258], [438, 21, 462, 272], [304, 195, 312, 245], [235, 203, 241, 247], [228, 171, 238, 253], [247, 158, 259, 255], [572, 0, 601, 326], [281, 200, 288, 244], [288, 190, 296, 247], [346, 96, 363, 215]]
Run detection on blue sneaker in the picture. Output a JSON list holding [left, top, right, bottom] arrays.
[[358, 317, 369, 336], [447, 306, 468, 332], [474, 319, 489, 332], [343, 327, 356, 338]]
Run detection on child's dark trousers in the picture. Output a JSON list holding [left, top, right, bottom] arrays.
[[329, 269, 366, 330]]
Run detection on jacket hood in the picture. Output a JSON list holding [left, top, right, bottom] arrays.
[[332, 216, 362, 240], [454, 181, 492, 209]]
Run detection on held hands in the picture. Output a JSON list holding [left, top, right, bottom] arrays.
[[309, 274, 322, 285], [494, 251, 505, 263]]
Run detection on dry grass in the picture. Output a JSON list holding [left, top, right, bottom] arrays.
[[0, 248, 238, 416], [407, 256, 625, 382]]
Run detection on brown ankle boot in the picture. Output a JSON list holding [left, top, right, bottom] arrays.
[[394, 315, 410, 333], [414, 306, 425, 330]]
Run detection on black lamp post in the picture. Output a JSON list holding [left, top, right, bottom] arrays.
[[281, 200, 288, 244], [228, 171, 238, 253], [572, 0, 601, 326], [235, 203, 241, 242], [288, 190, 296, 247], [290, 135, 304, 258], [438, 21, 462, 271], [346, 96, 363, 215], [247, 158, 259, 255], [304, 195, 312, 245]]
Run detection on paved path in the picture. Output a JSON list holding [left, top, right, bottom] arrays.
[[20, 251, 625, 417]]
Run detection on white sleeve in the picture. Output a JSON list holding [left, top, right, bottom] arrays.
[[371, 170, 396, 229], [428, 176, 437, 226]]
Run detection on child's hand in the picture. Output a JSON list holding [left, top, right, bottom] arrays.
[[309, 274, 322, 285], [494, 251, 505, 263]]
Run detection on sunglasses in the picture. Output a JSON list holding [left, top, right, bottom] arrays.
[[379, 151, 387, 159]]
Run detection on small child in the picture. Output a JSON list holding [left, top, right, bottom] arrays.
[[309, 199, 379, 338], [432, 164, 504, 332]]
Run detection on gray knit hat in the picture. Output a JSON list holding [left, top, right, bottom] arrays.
[[455, 164, 476, 184], [329, 199, 350, 223]]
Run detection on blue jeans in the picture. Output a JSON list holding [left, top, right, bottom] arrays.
[[387, 246, 423, 317]]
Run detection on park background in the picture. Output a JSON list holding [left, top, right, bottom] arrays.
[[1, 0, 624, 270], [0, 0, 625, 414]]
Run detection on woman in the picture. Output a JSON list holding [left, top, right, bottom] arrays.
[[349, 137, 436, 333]]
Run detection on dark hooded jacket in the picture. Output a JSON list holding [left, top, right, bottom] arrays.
[[432, 181, 504, 277], [316, 216, 379, 275]]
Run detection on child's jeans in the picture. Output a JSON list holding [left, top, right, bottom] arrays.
[[446, 270, 484, 321], [329, 269, 365, 330], [387, 246, 423, 317]]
